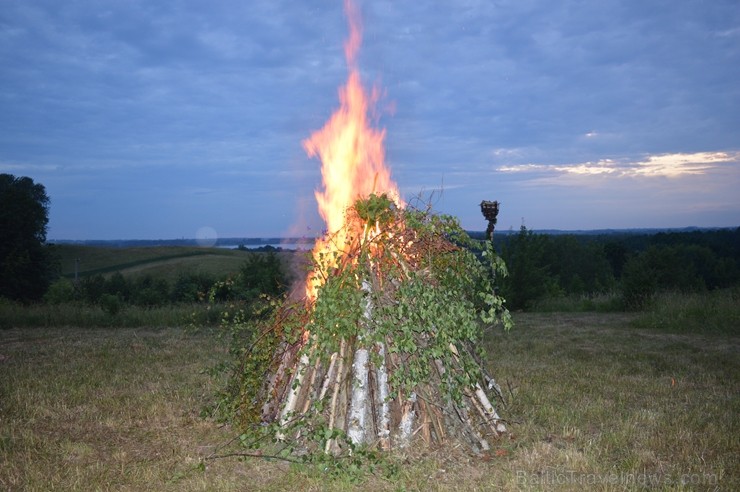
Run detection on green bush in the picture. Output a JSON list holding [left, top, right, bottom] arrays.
[[131, 275, 169, 306], [44, 278, 76, 304], [500, 226, 553, 310], [99, 293, 122, 316], [233, 252, 287, 302], [631, 288, 740, 334], [620, 253, 659, 309], [171, 272, 214, 303]]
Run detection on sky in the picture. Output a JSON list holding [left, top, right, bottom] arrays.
[[1, 0, 739, 240]]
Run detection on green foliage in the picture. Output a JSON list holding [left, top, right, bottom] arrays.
[[0, 300, 224, 328], [0, 174, 57, 302], [302, 202, 512, 402], [620, 251, 659, 309], [541, 236, 616, 294], [217, 196, 512, 458], [234, 252, 287, 301], [43, 278, 76, 304], [354, 193, 396, 227], [62, 252, 287, 311], [171, 272, 214, 303], [529, 292, 623, 313], [131, 275, 170, 306], [619, 242, 738, 309], [630, 287, 740, 335], [99, 293, 123, 316], [497, 227, 739, 312], [500, 226, 555, 310], [203, 295, 288, 427], [78, 274, 107, 304]]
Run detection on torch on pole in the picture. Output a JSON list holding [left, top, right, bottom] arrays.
[[480, 200, 500, 287], [480, 200, 499, 242]]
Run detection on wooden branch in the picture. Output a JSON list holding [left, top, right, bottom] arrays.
[[459, 395, 492, 452], [374, 341, 391, 450], [397, 392, 417, 448], [300, 355, 323, 414], [347, 346, 370, 445], [318, 351, 338, 402], [277, 352, 310, 440], [472, 383, 507, 434], [325, 338, 347, 454]]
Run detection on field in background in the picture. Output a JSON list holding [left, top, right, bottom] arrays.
[[1, 312, 737, 490], [54, 244, 291, 283]]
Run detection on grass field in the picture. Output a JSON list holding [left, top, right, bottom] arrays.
[[1, 312, 737, 490], [53, 244, 302, 283]]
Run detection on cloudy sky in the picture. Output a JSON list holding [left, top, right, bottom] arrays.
[[1, 0, 738, 240]]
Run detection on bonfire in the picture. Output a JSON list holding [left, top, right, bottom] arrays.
[[228, 0, 512, 457]]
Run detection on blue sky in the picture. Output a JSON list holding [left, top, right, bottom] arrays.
[[1, 0, 738, 240]]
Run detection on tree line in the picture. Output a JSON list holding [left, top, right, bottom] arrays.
[[494, 226, 740, 310], [2, 173, 738, 313], [44, 253, 288, 314]]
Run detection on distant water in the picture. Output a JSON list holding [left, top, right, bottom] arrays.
[[217, 243, 312, 251]]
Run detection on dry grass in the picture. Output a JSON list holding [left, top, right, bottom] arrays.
[[1, 313, 737, 490]]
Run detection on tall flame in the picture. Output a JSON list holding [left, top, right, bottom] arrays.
[[303, 0, 401, 300]]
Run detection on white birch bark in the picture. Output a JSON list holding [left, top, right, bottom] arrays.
[[375, 341, 391, 448], [346, 278, 375, 446], [474, 383, 507, 433], [324, 339, 346, 454], [397, 392, 417, 448], [277, 352, 309, 440], [347, 347, 370, 445], [318, 351, 338, 401]]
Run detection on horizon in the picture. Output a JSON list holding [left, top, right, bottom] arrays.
[[2, 1, 739, 240], [48, 225, 738, 244]]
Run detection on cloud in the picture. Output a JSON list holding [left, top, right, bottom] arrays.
[[2, 0, 739, 238], [497, 151, 739, 180], [0, 161, 60, 173]]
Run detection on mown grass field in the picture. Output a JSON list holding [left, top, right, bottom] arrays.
[[53, 244, 302, 283], [1, 310, 737, 491]]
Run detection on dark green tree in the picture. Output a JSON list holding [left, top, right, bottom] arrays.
[[171, 272, 214, 303], [543, 236, 616, 295], [237, 252, 286, 299], [500, 225, 553, 309], [0, 174, 56, 302]]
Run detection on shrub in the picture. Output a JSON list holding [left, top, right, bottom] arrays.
[[99, 293, 122, 316], [44, 278, 76, 304]]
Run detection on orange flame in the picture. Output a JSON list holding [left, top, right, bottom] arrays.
[[303, 0, 402, 300]]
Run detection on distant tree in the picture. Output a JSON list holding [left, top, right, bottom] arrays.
[[234, 252, 287, 301], [620, 253, 658, 309], [500, 225, 554, 309], [171, 272, 214, 303], [43, 278, 76, 304], [105, 272, 131, 302], [131, 275, 169, 306], [603, 241, 629, 278], [619, 242, 733, 309], [541, 235, 616, 295], [0, 174, 56, 302], [79, 274, 106, 304]]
